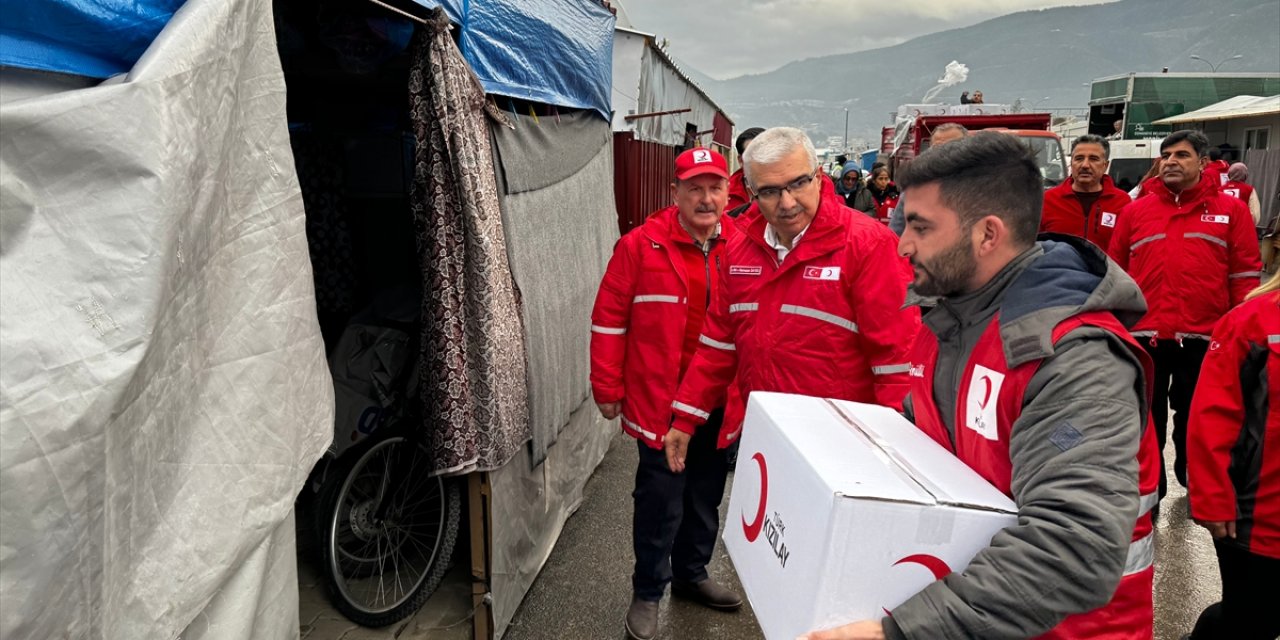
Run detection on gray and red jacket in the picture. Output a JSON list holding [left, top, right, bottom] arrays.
[[888, 237, 1157, 640], [1108, 175, 1261, 341], [1188, 290, 1280, 559]]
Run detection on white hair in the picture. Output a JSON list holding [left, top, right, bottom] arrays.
[[742, 127, 818, 188]]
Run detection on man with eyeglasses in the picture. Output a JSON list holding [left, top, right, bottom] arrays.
[[664, 127, 920, 474]]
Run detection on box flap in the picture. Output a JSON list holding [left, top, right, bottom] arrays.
[[748, 393, 937, 505], [826, 399, 1017, 514]]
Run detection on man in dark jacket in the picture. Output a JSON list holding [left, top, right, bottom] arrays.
[[727, 127, 765, 213], [800, 132, 1159, 640]]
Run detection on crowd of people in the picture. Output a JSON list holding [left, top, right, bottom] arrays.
[[590, 122, 1276, 640]]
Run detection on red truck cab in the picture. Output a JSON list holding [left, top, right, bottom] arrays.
[[881, 112, 1067, 189]]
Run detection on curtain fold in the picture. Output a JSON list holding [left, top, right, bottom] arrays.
[[408, 9, 530, 475]]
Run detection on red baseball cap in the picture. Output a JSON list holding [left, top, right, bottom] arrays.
[[674, 147, 729, 180]]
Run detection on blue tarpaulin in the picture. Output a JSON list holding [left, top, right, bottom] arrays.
[[414, 0, 614, 118], [0, 0, 185, 78], [0, 0, 615, 119]]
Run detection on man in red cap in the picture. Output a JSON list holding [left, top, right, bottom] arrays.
[[590, 147, 743, 640]]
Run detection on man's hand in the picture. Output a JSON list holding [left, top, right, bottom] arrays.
[[1195, 519, 1237, 539], [596, 401, 621, 420], [664, 429, 692, 473], [797, 620, 886, 640]]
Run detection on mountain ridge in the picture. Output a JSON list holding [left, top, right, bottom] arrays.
[[687, 0, 1279, 145]]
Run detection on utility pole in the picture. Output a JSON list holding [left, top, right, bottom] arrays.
[[843, 108, 849, 156]]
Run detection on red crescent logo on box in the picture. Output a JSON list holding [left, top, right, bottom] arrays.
[[893, 554, 952, 580], [742, 452, 768, 543]]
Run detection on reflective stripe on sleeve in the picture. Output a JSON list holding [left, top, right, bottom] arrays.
[[1269, 335, 1280, 344], [1123, 534, 1154, 576], [633, 294, 682, 304], [590, 325, 627, 335], [1183, 232, 1227, 248], [780, 304, 859, 333], [1229, 271, 1263, 279], [729, 303, 759, 313], [872, 364, 911, 375], [621, 415, 660, 441], [1129, 234, 1166, 251], [699, 335, 736, 351], [1139, 491, 1159, 516], [671, 401, 711, 420]]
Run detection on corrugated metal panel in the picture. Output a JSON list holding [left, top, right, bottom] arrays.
[[712, 111, 733, 149], [613, 132, 677, 234]]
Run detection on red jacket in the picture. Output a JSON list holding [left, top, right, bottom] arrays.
[[590, 206, 741, 449], [670, 192, 920, 435], [1041, 175, 1131, 249], [1108, 176, 1262, 340], [728, 169, 751, 212], [909, 311, 1160, 639], [1222, 180, 1255, 205], [1204, 159, 1230, 189], [1188, 291, 1280, 559]]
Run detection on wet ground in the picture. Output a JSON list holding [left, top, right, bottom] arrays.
[[300, 427, 1221, 640], [502, 431, 1220, 640]]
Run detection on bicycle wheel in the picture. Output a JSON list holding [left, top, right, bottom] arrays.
[[316, 431, 461, 627]]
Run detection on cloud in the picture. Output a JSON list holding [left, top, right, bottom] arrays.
[[619, 0, 1115, 78]]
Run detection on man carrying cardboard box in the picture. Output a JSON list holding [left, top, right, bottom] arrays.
[[801, 132, 1161, 639]]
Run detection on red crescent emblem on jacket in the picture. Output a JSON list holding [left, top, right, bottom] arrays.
[[978, 375, 994, 410], [742, 452, 768, 543]]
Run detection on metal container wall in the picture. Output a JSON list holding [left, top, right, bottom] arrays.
[[613, 132, 678, 234]]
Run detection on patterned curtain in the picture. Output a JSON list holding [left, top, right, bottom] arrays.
[[408, 10, 530, 475]]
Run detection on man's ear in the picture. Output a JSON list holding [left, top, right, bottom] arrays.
[[973, 214, 1007, 257]]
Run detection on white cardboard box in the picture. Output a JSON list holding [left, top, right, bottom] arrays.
[[723, 392, 1018, 640]]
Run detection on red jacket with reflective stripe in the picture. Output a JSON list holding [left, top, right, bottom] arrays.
[[1041, 175, 1132, 250], [1108, 177, 1262, 340], [670, 192, 920, 435], [1188, 291, 1280, 559], [589, 206, 742, 449], [909, 311, 1160, 639]]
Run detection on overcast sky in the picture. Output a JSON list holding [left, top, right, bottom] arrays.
[[619, 0, 1116, 79]]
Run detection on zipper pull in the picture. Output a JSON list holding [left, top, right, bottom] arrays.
[[1149, 335, 1158, 348]]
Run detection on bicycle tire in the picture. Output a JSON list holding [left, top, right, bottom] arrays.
[[315, 430, 461, 627]]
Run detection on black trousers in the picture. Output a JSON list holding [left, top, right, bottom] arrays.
[[1143, 338, 1209, 501], [631, 410, 729, 601], [1189, 540, 1280, 640]]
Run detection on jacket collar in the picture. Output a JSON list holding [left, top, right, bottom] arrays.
[[641, 205, 737, 247], [1150, 173, 1216, 208], [1051, 174, 1122, 197], [742, 191, 850, 266]]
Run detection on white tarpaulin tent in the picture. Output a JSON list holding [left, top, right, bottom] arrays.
[[0, 0, 333, 637]]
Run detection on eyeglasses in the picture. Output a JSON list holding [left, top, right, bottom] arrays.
[[753, 168, 819, 203]]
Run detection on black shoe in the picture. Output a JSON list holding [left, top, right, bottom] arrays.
[[672, 578, 742, 611], [625, 595, 659, 640]]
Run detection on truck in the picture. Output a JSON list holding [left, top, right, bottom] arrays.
[[880, 104, 1067, 190]]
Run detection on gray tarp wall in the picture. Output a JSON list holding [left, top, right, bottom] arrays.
[[0, 0, 333, 637], [488, 111, 619, 638]]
